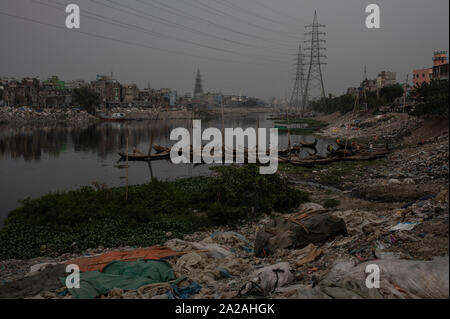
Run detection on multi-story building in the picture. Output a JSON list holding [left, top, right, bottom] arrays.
[[413, 51, 449, 87], [65, 80, 88, 90], [40, 76, 71, 108], [413, 68, 433, 87], [360, 78, 377, 93], [432, 50, 449, 81], [0, 78, 41, 107], [91, 74, 121, 105], [376, 71, 397, 89], [122, 84, 139, 103]]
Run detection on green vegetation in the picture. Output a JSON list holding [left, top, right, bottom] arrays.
[[0, 165, 308, 260], [410, 80, 449, 119], [72, 87, 101, 115], [323, 199, 340, 209], [379, 84, 404, 103], [279, 159, 382, 187], [311, 84, 403, 115]]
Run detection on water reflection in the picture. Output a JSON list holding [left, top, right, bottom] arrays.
[[0, 113, 336, 225]]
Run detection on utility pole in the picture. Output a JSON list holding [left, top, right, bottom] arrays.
[[402, 74, 409, 113]]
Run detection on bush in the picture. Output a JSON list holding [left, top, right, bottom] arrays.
[[0, 165, 308, 260], [410, 80, 449, 119]]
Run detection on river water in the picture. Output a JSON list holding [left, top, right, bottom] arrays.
[[0, 112, 336, 225]]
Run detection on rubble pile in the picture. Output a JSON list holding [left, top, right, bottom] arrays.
[[1, 199, 448, 299], [0, 107, 97, 125], [353, 133, 449, 189], [321, 113, 422, 142]]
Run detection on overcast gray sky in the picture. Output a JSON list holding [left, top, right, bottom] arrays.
[[0, 0, 448, 99]]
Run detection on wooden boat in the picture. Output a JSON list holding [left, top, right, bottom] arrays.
[[153, 144, 171, 153], [118, 150, 170, 161], [300, 139, 318, 148], [289, 156, 339, 167], [339, 151, 387, 161]]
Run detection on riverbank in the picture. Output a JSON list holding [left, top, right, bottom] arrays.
[[0, 111, 448, 299], [0, 165, 307, 260], [0, 107, 98, 126]]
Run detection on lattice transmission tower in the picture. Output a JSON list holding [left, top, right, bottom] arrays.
[[303, 11, 326, 109], [193, 68, 204, 101], [289, 43, 306, 114]]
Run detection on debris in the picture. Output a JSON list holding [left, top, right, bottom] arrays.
[[254, 207, 347, 256], [295, 244, 324, 266], [317, 256, 449, 299], [244, 262, 294, 295], [65, 246, 183, 272], [0, 264, 67, 299], [66, 260, 178, 299], [389, 222, 420, 232]]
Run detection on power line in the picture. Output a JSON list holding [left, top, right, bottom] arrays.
[[0, 10, 288, 67], [180, 0, 300, 41], [86, 0, 289, 62], [213, 0, 298, 30], [135, 0, 292, 50], [45, 0, 289, 58], [244, 0, 302, 23]]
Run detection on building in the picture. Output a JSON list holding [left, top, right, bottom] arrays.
[[40, 76, 71, 108], [65, 80, 88, 90], [122, 84, 139, 103], [413, 51, 449, 87], [0, 78, 19, 106], [413, 68, 432, 87], [203, 92, 223, 106], [376, 71, 396, 89], [91, 74, 121, 106], [360, 78, 377, 93], [432, 50, 449, 81]]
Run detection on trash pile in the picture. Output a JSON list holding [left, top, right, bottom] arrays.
[[351, 131, 449, 190], [1, 201, 447, 299], [321, 113, 422, 142], [0, 107, 97, 125]]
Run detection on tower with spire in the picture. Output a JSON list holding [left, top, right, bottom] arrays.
[[193, 69, 204, 101]]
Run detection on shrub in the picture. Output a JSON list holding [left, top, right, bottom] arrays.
[[0, 165, 308, 259]]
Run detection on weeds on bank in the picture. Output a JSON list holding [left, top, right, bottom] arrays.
[[279, 159, 382, 187], [0, 165, 308, 260]]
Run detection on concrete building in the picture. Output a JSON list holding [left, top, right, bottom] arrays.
[[91, 74, 121, 105], [376, 71, 397, 89], [413, 51, 449, 87], [360, 78, 377, 93], [413, 68, 432, 87], [122, 84, 139, 103], [65, 80, 88, 90], [432, 50, 449, 81]]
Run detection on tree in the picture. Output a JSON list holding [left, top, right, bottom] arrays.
[[72, 87, 101, 114], [379, 84, 403, 103], [410, 80, 449, 119]]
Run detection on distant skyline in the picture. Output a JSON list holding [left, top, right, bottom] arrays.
[[0, 0, 449, 100]]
